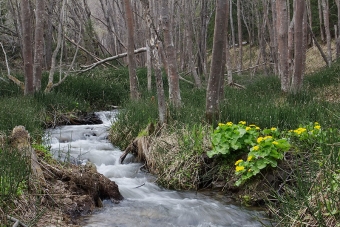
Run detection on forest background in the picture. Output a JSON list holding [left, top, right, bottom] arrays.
[[0, 0, 340, 226]]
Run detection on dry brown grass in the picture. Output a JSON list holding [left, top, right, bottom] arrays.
[[228, 40, 337, 75]]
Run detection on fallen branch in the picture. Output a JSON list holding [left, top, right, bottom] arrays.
[[78, 47, 147, 73], [0, 42, 24, 90], [228, 82, 246, 89], [64, 35, 117, 70], [7, 215, 27, 227], [307, 23, 329, 66]]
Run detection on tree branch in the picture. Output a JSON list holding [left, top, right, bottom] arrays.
[[77, 47, 147, 73], [0, 42, 24, 90]]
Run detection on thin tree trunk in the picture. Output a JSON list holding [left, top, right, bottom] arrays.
[[161, 0, 181, 107], [33, 0, 45, 91], [318, 0, 325, 43], [321, 0, 332, 66], [141, 0, 166, 124], [45, 0, 66, 93], [186, 0, 202, 89], [146, 41, 152, 91], [336, 0, 340, 58], [237, 0, 242, 74], [124, 0, 139, 100], [21, 0, 34, 95], [198, 0, 208, 79]]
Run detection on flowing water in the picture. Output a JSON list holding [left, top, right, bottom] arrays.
[[44, 110, 269, 227]]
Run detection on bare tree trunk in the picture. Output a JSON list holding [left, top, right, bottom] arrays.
[[198, 0, 208, 79], [336, 0, 340, 58], [141, 0, 166, 124], [124, 0, 139, 100], [206, 0, 228, 123], [21, 0, 34, 95], [185, 0, 202, 89], [318, 0, 325, 43], [146, 41, 152, 91], [161, 0, 181, 107], [321, 0, 332, 66], [276, 0, 289, 92], [271, 0, 279, 75], [33, 0, 45, 91], [237, 0, 242, 74], [291, 0, 305, 94], [45, 0, 54, 69], [45, 0, 66, 93]]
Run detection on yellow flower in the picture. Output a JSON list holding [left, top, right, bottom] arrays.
[[239, 121, 246, 125], [249, 124, 256, 127], [236, 166, 245, 172], [218, 123, 225, 127], [314, 122, 319, 125], [247, 155, 253, 161], [264, 136, 273, 140], [226, 122, 233, 126], [235, 159, 243, 165], [255, 127, 260, 130], [253, 145, 260, 151], [246, 127, 251, 131], [271, 127, 277, 131], [272, 141, 279, 145], [294, 127, 307, 135], [257, 137, 264, 143], [314, 125, 321, 130]]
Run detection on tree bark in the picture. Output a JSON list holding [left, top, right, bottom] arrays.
[[124, 0, 139, 100], [21, 0, 34, 95], [33, 0, 45, 91], [237, 0, 243, 74], [161, 0, 181, 107], [276, 0, 289, 92], [206, 0, 228, 123], [291, 0, 306, 94], [321, 0, 332, 66]]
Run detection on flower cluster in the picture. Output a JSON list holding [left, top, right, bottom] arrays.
[[207, 121, 260, 158], [235, 133, 291, 186]]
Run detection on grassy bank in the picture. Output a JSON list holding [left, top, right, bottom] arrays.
[[1, 63, 339, 226], [0, 68, 132, 224], [110, 63, 340, 226]]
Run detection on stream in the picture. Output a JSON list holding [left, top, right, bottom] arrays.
[[44, 110, 269, 227]]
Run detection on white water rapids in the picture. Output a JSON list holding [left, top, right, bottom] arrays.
[[44, 110, 268, 227]]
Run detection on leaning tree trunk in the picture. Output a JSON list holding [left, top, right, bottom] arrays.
[[276, 0, 289, 92], [161, 0, 181, 107], [21, 0, 34, 95], [124, 0, 139, 100], [33, 0, 45, 92], [206, 0, 228, 123]]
